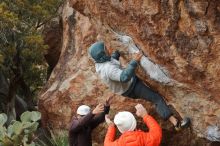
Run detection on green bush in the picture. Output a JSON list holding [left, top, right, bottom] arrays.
[[0, 111, 41, 146]]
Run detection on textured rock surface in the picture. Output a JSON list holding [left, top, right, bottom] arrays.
[[39, 0, 220, 145], [43, 17, 62, 76]]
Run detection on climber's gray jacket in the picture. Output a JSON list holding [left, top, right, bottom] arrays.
[[95, 56, 138, 95], [88, 41, 138, 94]]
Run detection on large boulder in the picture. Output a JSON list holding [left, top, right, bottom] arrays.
[[39, 1, 220, 145]]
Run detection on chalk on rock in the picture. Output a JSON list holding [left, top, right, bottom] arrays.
[[206, 125, 220, 142], [115, 34, 173, 85]]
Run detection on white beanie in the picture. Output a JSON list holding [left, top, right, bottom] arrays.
[[114, 111, 137, 133], [76, 105, 91, 116]]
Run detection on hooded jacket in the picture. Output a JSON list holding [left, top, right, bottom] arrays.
[[96, 58, 135, 95], [104, 115, 162, 146], [95, 51, 138, 95], [89, 42, 138, 95]]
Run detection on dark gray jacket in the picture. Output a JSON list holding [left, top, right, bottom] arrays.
[[68, 105, 110, 146]]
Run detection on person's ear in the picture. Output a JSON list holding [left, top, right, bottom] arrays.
[[107, 47, 113, 55], [104, 46, 109, 55]]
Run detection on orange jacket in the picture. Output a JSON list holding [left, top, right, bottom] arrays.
[[104, 115, 162, 146]]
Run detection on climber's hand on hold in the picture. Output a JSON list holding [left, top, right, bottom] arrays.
[[132, 52, 143, 62], [117, 50, 129, 56]]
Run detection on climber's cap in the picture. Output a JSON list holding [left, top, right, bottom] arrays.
[[88, 41, 111, 63], [77, 105, 91, 116], [114, 111, 137, 133]]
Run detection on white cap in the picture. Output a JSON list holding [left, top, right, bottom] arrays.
[[114, 111, 137, 133], [76, 105, 91, 116]]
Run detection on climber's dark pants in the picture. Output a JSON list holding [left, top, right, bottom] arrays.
[[122, 77, 172, 120]]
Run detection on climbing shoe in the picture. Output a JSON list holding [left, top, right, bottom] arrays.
[[175, 117, 191, 131]]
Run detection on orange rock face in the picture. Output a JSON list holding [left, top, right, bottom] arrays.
[[39, 1, 220, 145]]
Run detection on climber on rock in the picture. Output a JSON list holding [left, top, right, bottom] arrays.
[[68, 94, 113, 146], [104, 104, 162, 146], [88, 41, 190, 131]]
